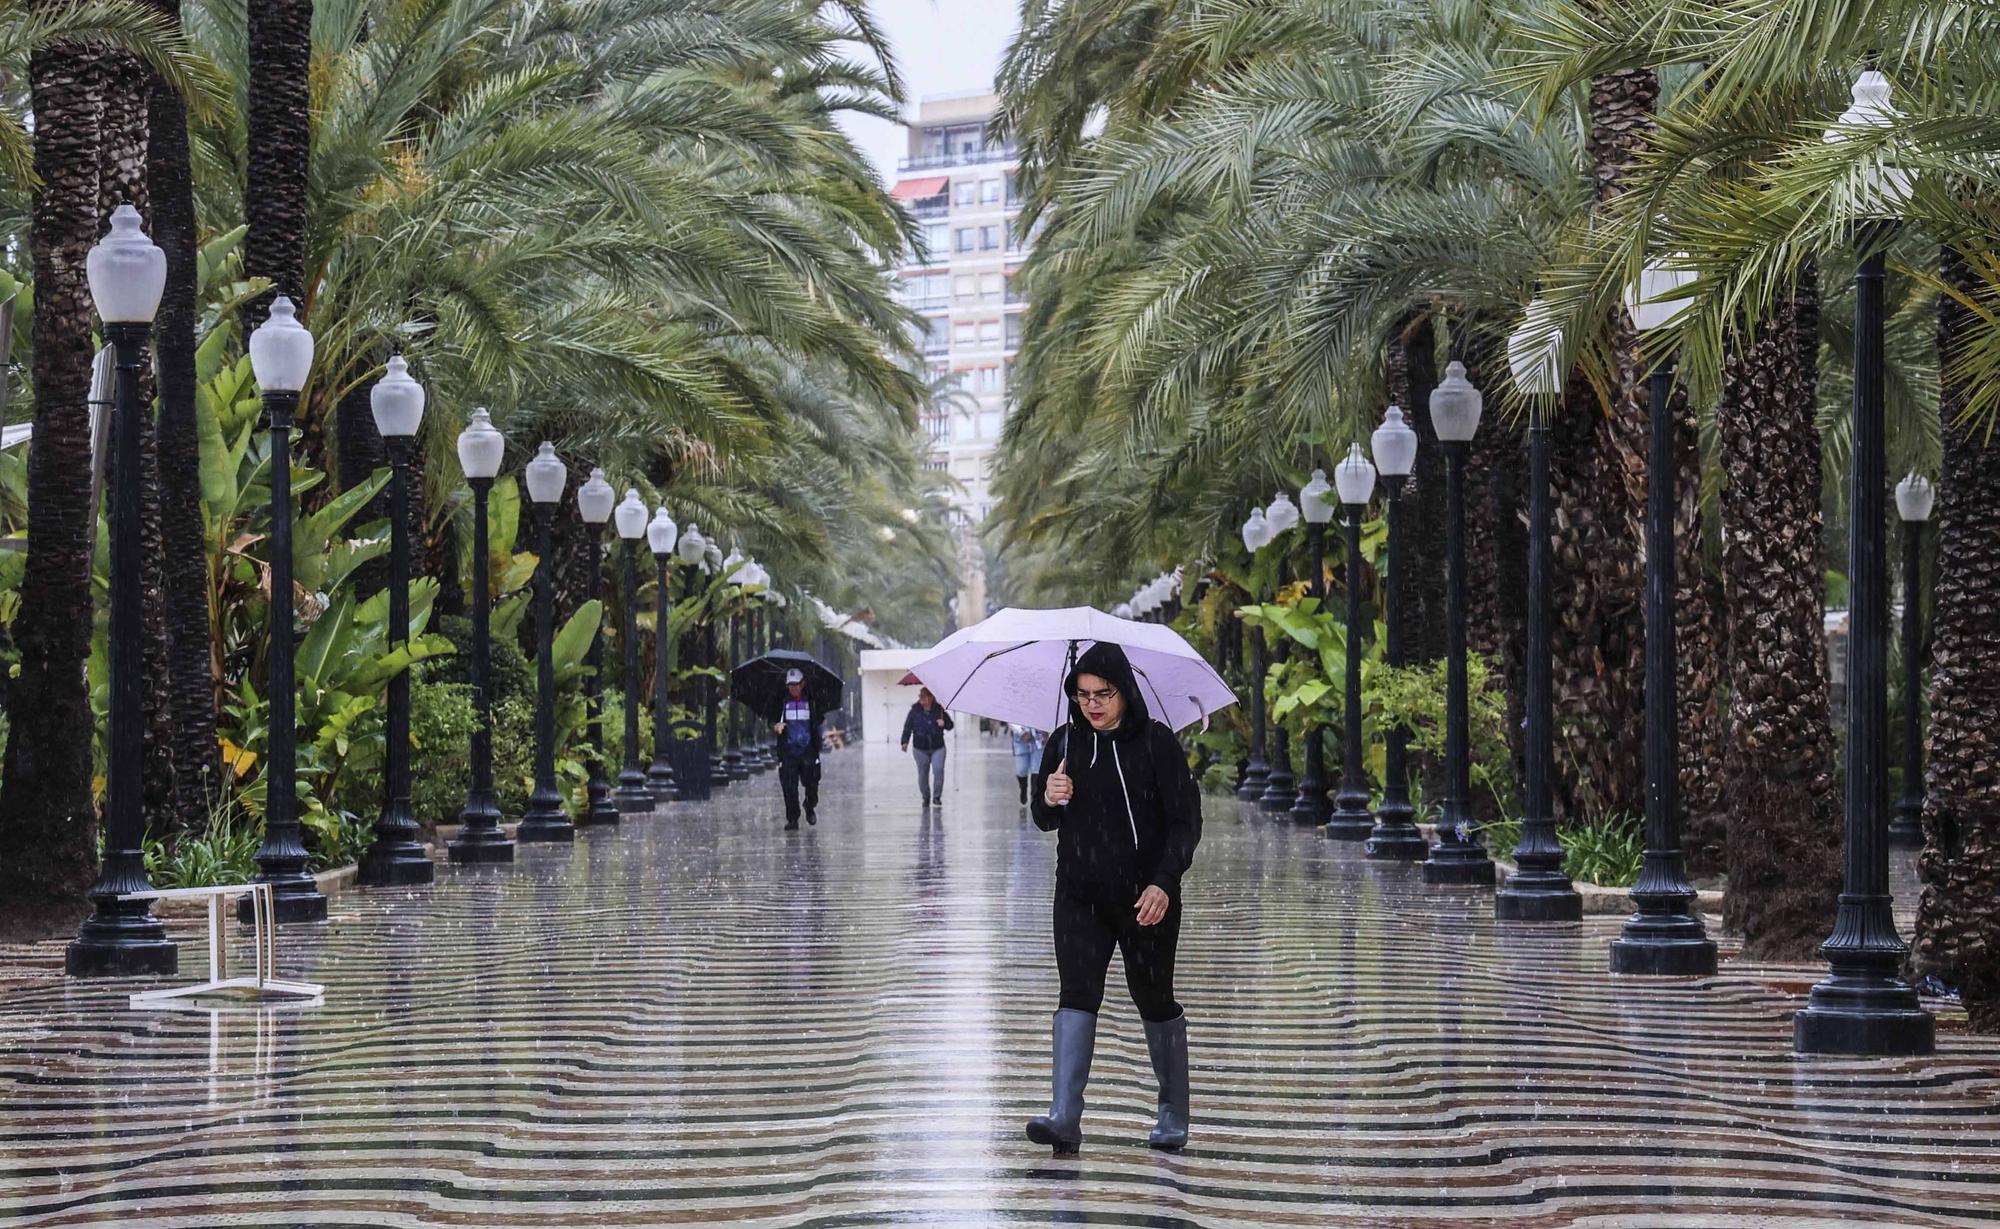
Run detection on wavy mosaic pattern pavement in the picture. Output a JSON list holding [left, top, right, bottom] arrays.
[[0, 740, 1995, 1227]]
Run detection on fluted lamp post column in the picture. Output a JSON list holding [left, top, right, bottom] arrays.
[[647, 506, 680, 796], [1499, 299, 1584, 922], [67, 206, 178, 975], [1421, 360, 1495, 886], [1259, 491, 1302, 811], [1291, 471, 1335, 825], [358, 355, 436, 886], [449, 409, 514, 863], [576, 469, 620, 826], [1889, 473, 1933, 848], [1366, 406, 1428, 860], [703, 537, 731, 789], [1238, 506, 1275, 801], [722, 549, 750, 781], [242, 295, 330, 921], [515, 443, 573, 843], [613, 490, 655, 812], [1796, 70, 1934, 1055], [1326, 445, 1379, 840]]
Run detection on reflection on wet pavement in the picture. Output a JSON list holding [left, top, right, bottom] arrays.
[[1, 737, 1995, 1227]]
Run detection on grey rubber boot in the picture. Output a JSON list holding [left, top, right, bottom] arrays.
[[1024, 1008, 1096, 1153], [1143, 1012, 1189, 1151]]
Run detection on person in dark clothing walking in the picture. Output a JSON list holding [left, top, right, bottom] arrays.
[[899, 687, 955, 807], [1026, 641, 1201, 1154], [772, 669, 823, 829]]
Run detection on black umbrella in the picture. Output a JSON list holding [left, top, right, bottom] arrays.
[[731, 650, 843, 722]]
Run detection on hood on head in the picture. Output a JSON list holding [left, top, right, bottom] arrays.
[[1063, 640, 1150, 733]]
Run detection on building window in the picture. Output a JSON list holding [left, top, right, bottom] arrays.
[[924, 222, 949, 256], [980, 272, 1002, 303], [974, 366, 1000, 392], [952, 414, 977, 442], [1007, 219, 1027, 252], [981, 178, 1001, 204], [1006, 313, 1022, 348], [955, 180, 976, 206], [953, 320, 975, 346], [980, 225, 1001, 250], [1006, 275, 1025, 304], [978, 319, 1000, 345], [956, 227, 976, 253], [979, 410, 1003, 438], [954, 273, 976, 301], [1006, 172, 1021, 206]]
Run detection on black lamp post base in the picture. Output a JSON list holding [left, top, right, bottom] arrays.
[[1608, 931, 1717, 976], [1237, 761, 1270, 801], [1256, 771, 1296, 812], [1288, 785, 1328, 825], [579, 789, 622, 826], [240, 884, 328, 924], [616, 771, 655, 812], [448, 833, 515, 864], [516, 799, 574, 843], [1496, 875, 1583, 922], [357, 845, 434, 888], [1421, 850, 1495, 886], [1887, 804, 1924, 849], [65, 912, 178, 978], [1794, 991, 1936, 1056], [1365, 827, 1428, 860], [647, 763, 676, 794], [1323, 806, 1373, 842]]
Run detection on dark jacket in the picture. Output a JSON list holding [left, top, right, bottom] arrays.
[[774, 694, 825, 762], [901, 703, 954, 751], [1029, 642, 1202, 900]]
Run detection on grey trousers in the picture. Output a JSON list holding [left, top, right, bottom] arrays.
[[911, 745, 946, 800]]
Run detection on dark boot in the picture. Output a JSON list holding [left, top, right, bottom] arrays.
[[1143, 1012, 1189, 1151], [1025, 1008, 1096, 1154], [1018, 775, 1029, 804]]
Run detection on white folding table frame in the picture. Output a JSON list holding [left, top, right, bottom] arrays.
[[121, 883, 325, 1009]]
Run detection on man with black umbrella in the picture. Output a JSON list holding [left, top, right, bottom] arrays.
[[772, 668, 824, 828]]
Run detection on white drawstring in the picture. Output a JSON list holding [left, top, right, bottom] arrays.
[[1111, 741, 1139, 849]]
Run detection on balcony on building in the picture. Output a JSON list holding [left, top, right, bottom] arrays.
[[892, 175, 951, 220]]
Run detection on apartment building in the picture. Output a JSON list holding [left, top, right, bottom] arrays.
[[889, 93, 1029, 621]]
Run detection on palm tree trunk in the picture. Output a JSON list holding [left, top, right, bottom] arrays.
[[1719, 271, 1842, 957], [144, 0, 216, 834], [95, 48, 182, 838], [0, 29, 105, 931], [1911, 246, 2000, 1029], [244, 0, 312, 330]]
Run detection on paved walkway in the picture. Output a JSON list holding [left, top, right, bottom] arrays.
[[1, 737, 1997, 1227]]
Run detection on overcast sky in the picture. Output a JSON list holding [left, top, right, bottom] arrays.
[[837, 0, 1021, 184]]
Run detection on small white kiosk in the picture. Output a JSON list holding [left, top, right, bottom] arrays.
[[859, 648, 932, 744]]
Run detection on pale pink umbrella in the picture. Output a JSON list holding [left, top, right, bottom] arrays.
[[908, 606, 1236, 734]]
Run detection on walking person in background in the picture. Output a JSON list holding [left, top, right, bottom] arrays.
[[1009, 723, 1045, 806], [772, 669, 824, 829], [900, 687, 954, 807], [1026, 642, 1202, 1155]]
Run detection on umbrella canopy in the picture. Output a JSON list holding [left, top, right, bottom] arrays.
[[908, 606, 1236, 732], [731, 650, 843, 722], [897, 671, 923, 686]]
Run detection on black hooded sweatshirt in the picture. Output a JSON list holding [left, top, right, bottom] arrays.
[[1029, 642, 1203, 901]]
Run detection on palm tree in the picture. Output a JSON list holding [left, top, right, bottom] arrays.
[[243, 0, 310, 332]]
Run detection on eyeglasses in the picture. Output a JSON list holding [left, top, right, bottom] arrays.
[[1073, 687, 1118, 705]]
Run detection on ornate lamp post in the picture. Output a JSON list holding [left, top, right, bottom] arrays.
[[613, 490, 654, 812], [1499, 300, 1583, 922], [449, 409, 513, 863], [1366, 406, 1427, 861], [1421, 360, 1495, 886], [1326, 445, 1379, 840], [358, 355, 436, 886], [242, 295, 329, 921], [647, 506, 680, 796], [515, 444, 573, 843], [1258, 491, 1302, 811], [1291, 470, 1335, 825], [1237, 505, 1275, 800], [703, 536, 730, 788], [721, 549, 749, 781], [1604, 269, 1709, 950], [575, 469, 620, 826], [66, 206, 178, 975], [1796, 70, 1934, 1054], [1890, 473, 1933, 848]]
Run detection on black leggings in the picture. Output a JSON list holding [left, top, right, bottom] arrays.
[[1053, 887, 1182, 1022]]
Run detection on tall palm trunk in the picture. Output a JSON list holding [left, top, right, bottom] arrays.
[[1718, 271, 1842, 957], [145, 0, 217, 835], [1912, 247, 2000, 1029], [0, 29, 105, 929], [244, 0, 312, 332], [94, 49, 180, 837]]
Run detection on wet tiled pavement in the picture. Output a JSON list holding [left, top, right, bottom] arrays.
[[1, 737, 1996, 1227]]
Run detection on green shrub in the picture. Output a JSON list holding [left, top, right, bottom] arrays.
[[410, 678, 478, 827], [491, 695, 536, 818], [1485, 811, 1644, 888], [430, 613, 532, 707], [144, 800, 262, 888]]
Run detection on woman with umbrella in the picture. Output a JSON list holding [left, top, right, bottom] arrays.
[[1026, 641, 1201, 1154]]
